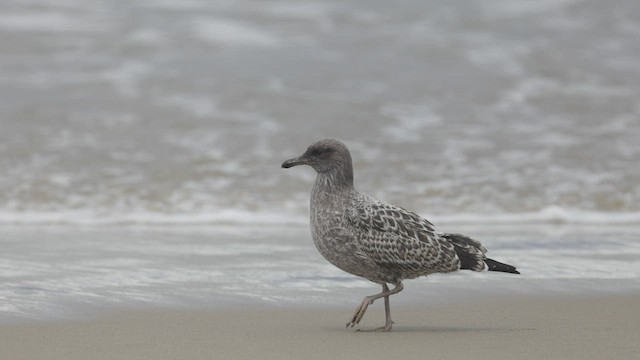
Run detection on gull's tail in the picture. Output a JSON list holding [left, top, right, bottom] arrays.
[[484, 258, 520, 274], [444, 233, 520, 274]]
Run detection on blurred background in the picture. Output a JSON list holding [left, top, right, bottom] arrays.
[[1, 0, 640, 321], [1, 0, 639, 225]]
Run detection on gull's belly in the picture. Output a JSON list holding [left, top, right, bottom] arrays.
[[310, 219, 389, 283]]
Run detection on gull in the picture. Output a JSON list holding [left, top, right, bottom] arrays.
[[282, 138, 519, 331]]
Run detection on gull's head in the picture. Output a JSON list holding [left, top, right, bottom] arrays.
[[281, 138, 352, 173]]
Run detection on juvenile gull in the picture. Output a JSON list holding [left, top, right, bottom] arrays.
[[282, 138, 519, 332]]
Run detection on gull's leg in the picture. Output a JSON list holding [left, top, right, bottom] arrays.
[[381, 284, 394, 330], [346, 281, 403, 331], [357, 284, 396, 332]]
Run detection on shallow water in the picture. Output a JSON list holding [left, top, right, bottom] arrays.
[[1, 224, 639, 322]]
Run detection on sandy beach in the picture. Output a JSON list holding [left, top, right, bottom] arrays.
[[1, 294, 638, 360]]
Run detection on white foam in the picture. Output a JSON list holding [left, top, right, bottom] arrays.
[[477, 0, 582, 19], [463, 40, 529, 75], [99, 61, 152, 97], [428, 206, 640, 225], [264, 2, 331, 20], [380, 103, 442, 142], [262, 1, 334, 31], [0, 209, 308, 226], [192, 18, 281, 47], [126, 28, 167, 46], [0, 206, 638, 226], [135, 0, 212, 10], [157, 94, 218, 118], [0, 12, 107, 33]]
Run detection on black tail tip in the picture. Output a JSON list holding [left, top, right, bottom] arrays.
[[485, 258, 520, 274]]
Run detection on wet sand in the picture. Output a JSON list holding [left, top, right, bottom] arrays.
[[1, 295, 638, 360]]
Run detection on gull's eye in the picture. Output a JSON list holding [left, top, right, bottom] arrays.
[[317, 147, 335, 158], [309, 147, 325, 156], [307, 146, 335, 158]]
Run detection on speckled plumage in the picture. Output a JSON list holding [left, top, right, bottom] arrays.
[[282, 138, 519, 331], [312, 189, 464, 284]]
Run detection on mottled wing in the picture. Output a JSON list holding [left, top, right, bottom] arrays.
[[347, 196, 460, 277]]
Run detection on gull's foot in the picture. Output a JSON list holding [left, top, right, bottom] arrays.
[[345, 297, 374, 329], [356, 322, 393, 332]]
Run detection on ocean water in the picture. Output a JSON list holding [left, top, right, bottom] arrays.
[[1, 0, 640, 321]]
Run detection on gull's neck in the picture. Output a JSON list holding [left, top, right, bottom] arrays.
[[312, 164, 354, 197]]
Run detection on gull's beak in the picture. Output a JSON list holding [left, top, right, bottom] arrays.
[[281, 155, 310, 168]]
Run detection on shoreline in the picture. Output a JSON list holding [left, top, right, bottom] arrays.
[[1, 294, 638, 360], [3, 278, 639, 327]]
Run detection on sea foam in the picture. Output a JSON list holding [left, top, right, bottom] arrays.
[[0, 206, 638, 226]]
